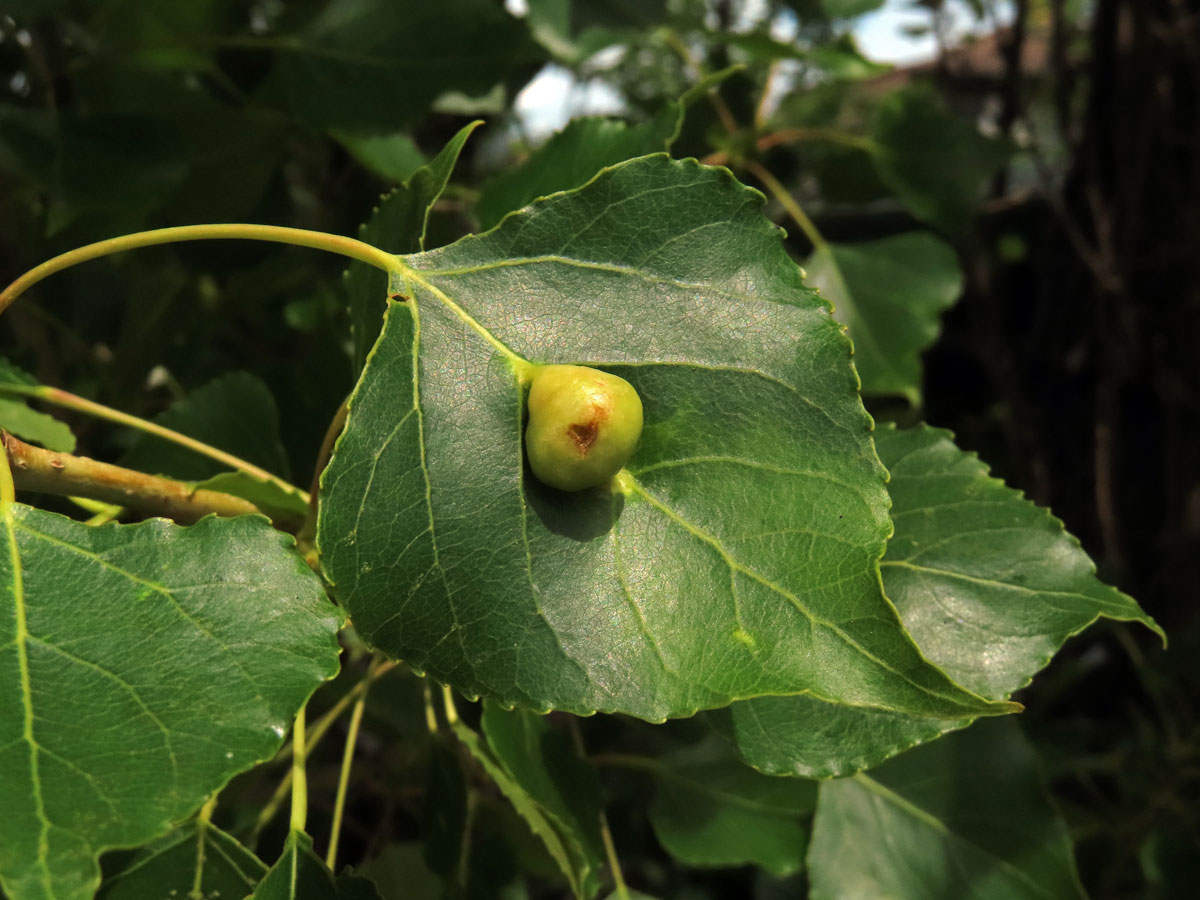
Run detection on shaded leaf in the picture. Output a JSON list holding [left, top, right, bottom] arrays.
[[806, 232, 962, 404], [781, 0, 886, 19], [647, 737, 816, 875], [476, 107, 682, 231], [0, 398, 75, 455], [714, 423, 1163, 777], [807, 717, 1087, 899], [423, 741, 468, 879], [356, 844, 443, 900], [347, 122, 482, 372], [0, 510, 342, 900], [452, 721, 593, 899], [481, 703, 604, 896], [0, 358, 75, 453], [334, 132, 427, 184], [191, 472, 309, 529], [256, 0, 545, 132], [251, 831, 337, 900], [319, 155, 1009, 725], [870, 86, 1012, 234], [120, 372, 291, 482], [334, 868, 385, 900], [97, 820, 267, 900], [526, 0, 670, 63]]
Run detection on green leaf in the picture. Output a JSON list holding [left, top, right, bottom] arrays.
[[0, 397, 76, 455], [120, 372, 291, 482], [356, 844, 443, 900], [709, 694, 964, 780], [781, 0, 886, 19], [334, 868, 385, 900], [806, 232, 962, 404], [0, 510, 342, 900], [476, 107, 682, 231], [97, 821, 267, 900], [256, 0, 545, 132], [526, 0, 670, 63], [347, 122, 482, 372], [333, 132, 427, 184], [452, 720, 593, 899], [806, 717, 1087, 900], [647, 738, 816, 875], [713, 423, 1164, 777], [870, 86, 1012, 234], [318, 155, 1009, 724], [190, 472, 310, 529], [250, 831, 337, 900], [0, 358, 75, 453], [481, 703, 604, 897], [877, 423, 1164, 697]]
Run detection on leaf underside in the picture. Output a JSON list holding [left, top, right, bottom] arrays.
[[318, 155, 1005, 724]]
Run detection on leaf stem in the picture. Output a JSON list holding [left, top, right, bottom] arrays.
[[0, 383, 309, 504], [2, 431, 268, 525], [248, 659, 397, 845], [456, 789, 479, 894], [290, 705, 308, 834], [567, 719, 629, 900], [441, 684, 459, 725], [191, 795, 218, 900], [745, 161, 827, 251], [0, 224, 399, 315], [325, 655, 381, 871], [423, 680, 439, 734]]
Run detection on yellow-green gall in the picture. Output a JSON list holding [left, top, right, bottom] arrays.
[[524, 364, 643, 491]]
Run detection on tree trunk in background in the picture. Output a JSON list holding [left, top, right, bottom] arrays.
[[924, 3, 1200, 895], [1065, 0, 1200, 633]]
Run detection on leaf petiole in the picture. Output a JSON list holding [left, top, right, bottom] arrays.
[[0, 224, 400, 315], [290, 705, 308, 834]]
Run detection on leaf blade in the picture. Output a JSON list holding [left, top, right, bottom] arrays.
[[0, 511, 342, 900], [320, 155, 1007, 725]]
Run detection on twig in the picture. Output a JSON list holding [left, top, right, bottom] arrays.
[[0, 383, 307, 504], [325, 655, 382, 870], [2, 431, 265, 525]]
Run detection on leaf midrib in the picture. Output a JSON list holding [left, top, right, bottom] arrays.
[[626, 476, 982, 713], [3, 490, 53, 895], [391, 259, 987, 717]]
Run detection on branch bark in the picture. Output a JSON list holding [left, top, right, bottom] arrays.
[[2, 431, 273, 526]]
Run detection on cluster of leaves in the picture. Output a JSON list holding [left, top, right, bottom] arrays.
[[0, 1, 1174, 899]]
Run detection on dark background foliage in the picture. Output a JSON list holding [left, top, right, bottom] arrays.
[[0, 1, 1196, 897]]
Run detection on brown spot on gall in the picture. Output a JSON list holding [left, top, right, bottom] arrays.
[[567, 421, 599, 455]]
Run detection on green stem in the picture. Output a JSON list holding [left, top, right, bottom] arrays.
[[441, 684, 459, 725], [0, 383, 308, 503], [191, 796, 218, 900], [456, 789, 479, 895], [746, 161, 827, 251], [326, 656, 380, 870], [567, 719, 629, 900], [422, 679, 439, 734], [0, 224, 399, 315], [290, 705, 308, 834], [248, 659, 397, 845]]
